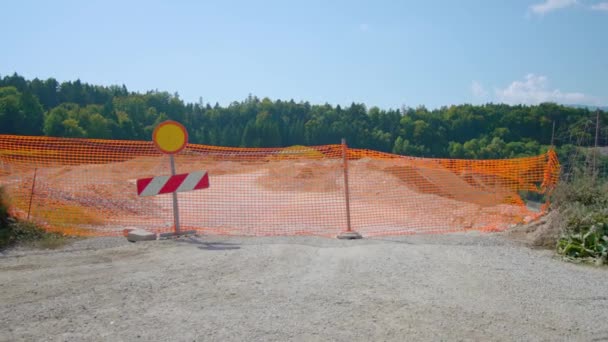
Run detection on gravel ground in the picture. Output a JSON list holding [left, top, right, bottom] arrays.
[[1, 233, 607, 342]]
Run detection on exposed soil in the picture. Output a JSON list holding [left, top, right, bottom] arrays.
[[1, 157, 538, 237], [506, 211, 562, 248]]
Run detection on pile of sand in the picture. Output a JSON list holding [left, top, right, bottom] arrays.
[[506, 211, 561, 248], [257, 160, 341, 192]]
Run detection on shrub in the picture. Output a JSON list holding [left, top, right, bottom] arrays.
[[551, 175, 608, 265], [556, 205, 608, 265], [552, 175, 608, 209], [0, 186, 8, 228]]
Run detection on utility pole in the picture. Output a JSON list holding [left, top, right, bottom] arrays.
[[551, 121, 556, 147], [593, 110, 600, 180]]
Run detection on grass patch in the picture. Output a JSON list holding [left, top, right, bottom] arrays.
[[0, 186, 73, 250], [0, 220, 72, 250]]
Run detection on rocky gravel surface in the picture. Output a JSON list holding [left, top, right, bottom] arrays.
[[1, 233, 607, 341]]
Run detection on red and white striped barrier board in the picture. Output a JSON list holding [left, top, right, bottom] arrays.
[[137, 171, 209, 197]]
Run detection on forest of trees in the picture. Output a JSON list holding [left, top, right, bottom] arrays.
[[1, 73, 606, 161]]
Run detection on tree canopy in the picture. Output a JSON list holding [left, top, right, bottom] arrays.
[[1, 73, 605, 161]]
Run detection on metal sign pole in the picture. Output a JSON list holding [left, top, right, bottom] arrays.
[[169, 154, 181, 234]]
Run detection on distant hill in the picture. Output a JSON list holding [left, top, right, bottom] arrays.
[[1, 72, 607, 160], [566, 104, 608, 111]]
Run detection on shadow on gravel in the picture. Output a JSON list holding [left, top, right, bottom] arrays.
[[368, 238, 415, 245], [368, 234, 508, 247], [175, 237, 241, 251]]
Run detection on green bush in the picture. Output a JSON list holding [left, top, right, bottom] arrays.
[[0, 186, 8, 228], [0, 186, 11, 246], [552, 176, 608, 265], [556, 205, 608, 265], [552, 175, 608, 209], [7, 220, 46, 241], [1, 219, 70, 250]]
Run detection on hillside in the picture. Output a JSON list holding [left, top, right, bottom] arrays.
[[0, 73, 606, 162]]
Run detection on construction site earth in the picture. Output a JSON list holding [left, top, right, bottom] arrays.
[[4, 136, 603, 342]]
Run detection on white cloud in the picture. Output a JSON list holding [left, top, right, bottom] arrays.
[[591, 2, 608, 10], [471, 81, 488, 98], [495, 74, 596, 105], [530, 0, 577, 14]]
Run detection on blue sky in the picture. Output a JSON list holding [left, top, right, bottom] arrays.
[[2, 0, 607, 109]]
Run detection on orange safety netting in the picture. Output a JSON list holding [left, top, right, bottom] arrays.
[[0, 135, 560, 237]]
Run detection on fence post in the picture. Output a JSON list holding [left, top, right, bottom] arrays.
[[27, 168, 37, 221], [337, 138, 362, 239]]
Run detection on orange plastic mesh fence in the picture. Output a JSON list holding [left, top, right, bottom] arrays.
[[0, 135, 560, 237]]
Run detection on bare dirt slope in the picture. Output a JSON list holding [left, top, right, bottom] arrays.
[[1, 234, 607, 341], [3, 157, 535, 236]]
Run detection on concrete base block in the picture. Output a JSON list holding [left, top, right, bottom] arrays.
[[337, 231, 363, 240], [127, 229, 157, 242]]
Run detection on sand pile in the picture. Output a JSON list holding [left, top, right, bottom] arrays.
[[257, 160, 341, 192]]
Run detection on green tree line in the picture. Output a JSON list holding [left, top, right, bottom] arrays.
[[1, 73, 606, 160]]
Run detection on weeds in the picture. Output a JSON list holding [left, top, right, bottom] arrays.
[[551, 174, 608, 265], [556, 204, 608, 265], [0, 186, 8, 229], [0, 186, 71, 250]]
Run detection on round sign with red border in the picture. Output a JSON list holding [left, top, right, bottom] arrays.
[[152, 120, 188, 154]]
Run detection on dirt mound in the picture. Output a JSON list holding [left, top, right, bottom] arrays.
[[257, 160, 341, 192], [2, 151, 543, 237], [506, 211, 561, 248], [269, 145, 326, 160], [379, 159, 518, 207]]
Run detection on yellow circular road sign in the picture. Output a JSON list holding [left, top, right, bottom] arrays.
[[152, 121, 188, 154]]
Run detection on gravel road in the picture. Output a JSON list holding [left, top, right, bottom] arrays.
[[1, 233, 607, 341]]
